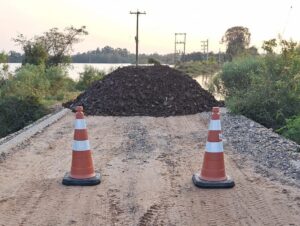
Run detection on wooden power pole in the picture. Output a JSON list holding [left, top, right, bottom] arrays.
[[130, 10, 146, 66]]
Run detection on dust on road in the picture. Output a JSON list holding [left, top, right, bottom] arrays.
[[0, 112, 299, 226]]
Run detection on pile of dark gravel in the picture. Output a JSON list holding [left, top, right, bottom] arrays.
[[63, 65, 221, 116]]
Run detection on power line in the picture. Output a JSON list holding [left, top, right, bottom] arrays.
[[281, 2, 293, 37]]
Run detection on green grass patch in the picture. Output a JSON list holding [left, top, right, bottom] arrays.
[[176, 61, 221, 77]]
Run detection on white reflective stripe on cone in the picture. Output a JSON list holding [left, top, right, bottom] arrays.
[[72, 140, 90, 151], [205, 141, 224, 153], [208, 120, 221, 131], [74, 119, 87, 129]]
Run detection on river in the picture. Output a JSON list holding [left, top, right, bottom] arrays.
[[5, 63, 131, 81]]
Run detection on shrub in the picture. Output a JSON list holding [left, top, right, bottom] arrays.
[[1, 64, 77, 101], [0, 96, 49, 138], [76, 66, 105, 90], [1, 64, 50, 99], [217, 56, 263, 96], [277, 115, 300, 144], [215, 41, 300, 138], [45, 66, 68, 93], [0, 64, 78, 138], [45, 66, 77, 100]]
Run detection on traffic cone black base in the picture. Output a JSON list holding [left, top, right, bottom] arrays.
[[62, 172, 101, 186], [192, 173, 235, 189]]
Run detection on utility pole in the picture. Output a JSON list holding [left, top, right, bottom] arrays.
[[201, 39, 209, 61], [130, 10, 146, 66], [174, 33, 186, 64]]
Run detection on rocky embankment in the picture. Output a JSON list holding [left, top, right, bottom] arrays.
[[220, 112, 300, 187]]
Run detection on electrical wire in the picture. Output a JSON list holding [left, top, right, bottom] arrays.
[[281, 1, 293, 37]]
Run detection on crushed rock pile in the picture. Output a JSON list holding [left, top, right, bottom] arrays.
[[63, 65, 221, 116]]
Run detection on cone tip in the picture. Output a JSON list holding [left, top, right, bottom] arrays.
[[212, 107, 219, 113], [76, 106, 83, 112]]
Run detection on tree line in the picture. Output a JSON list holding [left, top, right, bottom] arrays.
[[3, 25, 256, 65], [5, 47, 228, 65]]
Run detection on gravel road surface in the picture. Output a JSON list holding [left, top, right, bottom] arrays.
[[0, 112, 299, 226]]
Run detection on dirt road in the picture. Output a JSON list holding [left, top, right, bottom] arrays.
[[0, 112, 299, 226]]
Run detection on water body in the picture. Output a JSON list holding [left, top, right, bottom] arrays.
[[194, 74, 223, 100], [5, 63, 131, 80]]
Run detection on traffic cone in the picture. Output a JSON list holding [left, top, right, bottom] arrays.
[[62, 106, 101, 186], [192, 107, 234, 188]]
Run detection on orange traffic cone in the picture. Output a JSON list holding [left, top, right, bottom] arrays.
[[62, 106, 101, 186], [192, 107, 234, 188]]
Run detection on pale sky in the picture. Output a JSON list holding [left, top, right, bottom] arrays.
[[0, 0, 299, 54]]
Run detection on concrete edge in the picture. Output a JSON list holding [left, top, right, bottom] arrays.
[[0, 108, 70, 155]]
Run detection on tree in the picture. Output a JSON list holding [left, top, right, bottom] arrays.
[[262, 39, 277, 54], [222, 26, 251, 61], [247, 46, 258, 56], [0, 52, 8, 63], [14, 26, 88, 67], [102, 46, 114, 54], [0, 52, 9, 79], [22, 42, 48, 66], [8, 51, 23, 63]]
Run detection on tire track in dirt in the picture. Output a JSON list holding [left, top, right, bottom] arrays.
[[225, 152, 299, 226], [107, 188, 124, 225], [142, 114, 300, 226], [118, 118, 169, 226], [196, 114, 297, 226], [1, 113, 299, 225], [103, 117, 170, 226], [138, 204, 164, 226], [136, 116, 198, 226], [186, 113, 300, 226]]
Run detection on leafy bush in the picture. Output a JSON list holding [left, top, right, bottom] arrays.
[[217, 56, 263, 96], [76, 66, 105, 90], [215, 40, 300, 144], [0, 52, 11, 79], [1, 64, 77, 101], [277, 115, 300, 144], [1, 64, 50, 99], [45, 66, 68, 92], [44, 66, 76, 100], [0, 96, 48, 138]]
